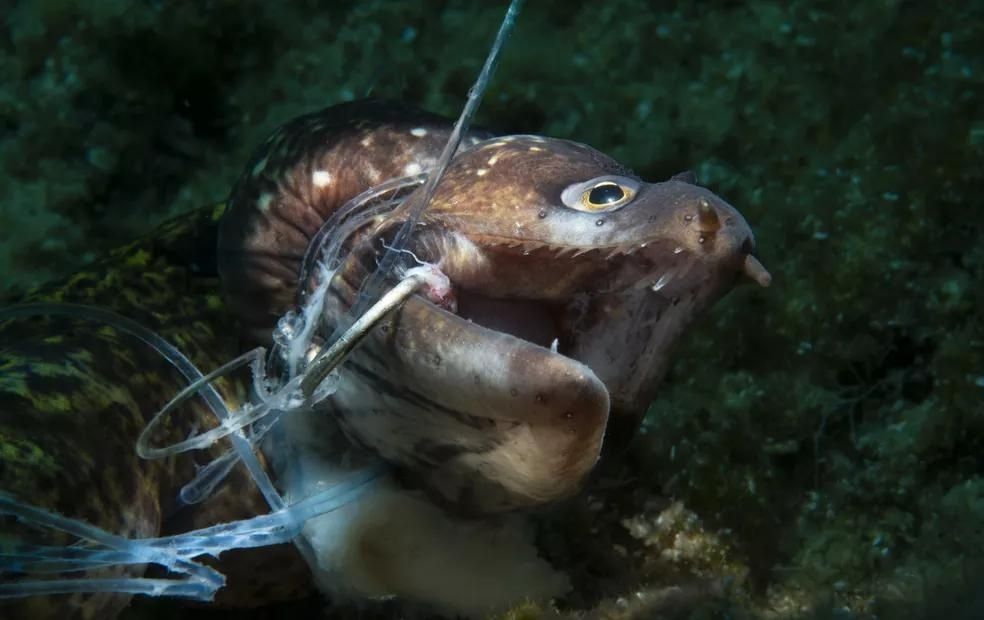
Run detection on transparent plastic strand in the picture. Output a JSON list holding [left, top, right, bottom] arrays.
[[0, 303, 283, 510], [0, 467, 380, 600], [0, 0, 527, 603], [330, 0, 524, 329], [297, 174, 425, 295]]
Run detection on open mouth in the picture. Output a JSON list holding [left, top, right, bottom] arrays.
[[430, 236, 707, 355], [417, 236, 770, 450], [456, 291, 564, 352], [446, 236, 693, 346], [450, 245, 686, 355]]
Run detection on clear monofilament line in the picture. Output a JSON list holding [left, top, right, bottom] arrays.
[[0, 490, 224, 601], [0, 576, 222, 600], [0, 0, 529, 604], [297, 0, 524, 402], [340, 0, 524, 324], [299, 272, 428, 400], [0, 467, 381, 601], [297, 174, 425, 297], [0, 303, 284, 511]]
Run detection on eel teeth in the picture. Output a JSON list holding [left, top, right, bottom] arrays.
[[697, 198, 722, 233], [742, 254, 772, 287], [605, 247, 626, 260]]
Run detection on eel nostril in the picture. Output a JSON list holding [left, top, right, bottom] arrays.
[[742, 253, 772, 287], [696, 198, 722, 233]]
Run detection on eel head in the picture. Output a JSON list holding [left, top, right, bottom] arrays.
[[326, 134, 770, 514]]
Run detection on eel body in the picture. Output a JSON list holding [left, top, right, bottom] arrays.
[[0, 208, 312, 620], [0, 99, 769, 618]]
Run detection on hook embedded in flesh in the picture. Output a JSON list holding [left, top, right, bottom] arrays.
[[742, 254, 772, 287], [696, 198, 721, 233]]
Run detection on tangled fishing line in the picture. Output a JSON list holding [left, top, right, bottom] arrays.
[[0, 0, 524, 601]]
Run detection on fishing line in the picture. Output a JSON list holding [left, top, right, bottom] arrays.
[[0, 0, 525, 602], [269, 0, 525, 539], [0, 303, 283, 510], [322, 0, 524, 331], [0, 467, 380, 601]]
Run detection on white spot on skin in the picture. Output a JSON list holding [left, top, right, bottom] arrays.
[[528, 146, 544, 152], [410, 127, 428, 137], [257, 193, 274, 212], [365, 164, 381, 183], [360, 136, 373, 147], [488, 154, 500, 166], [404, 162, 422, 176], [476, 168, 488, 176], [312, 170, 332, 188]]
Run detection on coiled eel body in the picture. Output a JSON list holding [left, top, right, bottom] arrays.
[[1, 99, 769, 618]]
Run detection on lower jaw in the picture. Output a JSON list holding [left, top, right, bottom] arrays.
[[443, 281, 704, 457]]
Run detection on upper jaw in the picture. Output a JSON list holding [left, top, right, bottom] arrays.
[[429, 226, 752, 362]]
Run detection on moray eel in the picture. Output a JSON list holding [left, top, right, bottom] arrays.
[[220, 99, 769, 516], [1, 99, 769, 618]]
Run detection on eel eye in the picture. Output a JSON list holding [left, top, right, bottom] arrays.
[[587, 182, 624, 206], [561, 176, 639, 213]]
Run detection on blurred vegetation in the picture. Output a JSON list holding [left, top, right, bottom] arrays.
[[3, 0, 982, 618]]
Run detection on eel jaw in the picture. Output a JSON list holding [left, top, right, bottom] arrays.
[[424, 218, 771, 452], [325, 204, 770, 514]]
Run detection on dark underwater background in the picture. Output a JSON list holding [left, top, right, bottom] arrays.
[[1, 1, 982, 618]]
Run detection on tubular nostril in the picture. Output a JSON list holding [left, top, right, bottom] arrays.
[[696, 198, 722, 233], [742, 254, 772, 287], [740, 237, 755, 255]]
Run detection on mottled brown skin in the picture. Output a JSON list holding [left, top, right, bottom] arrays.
[[220, 100, 767, 515], [218, 99, 492, 338], [0, 207, 311, 619], [0, 99, 766, 617]]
